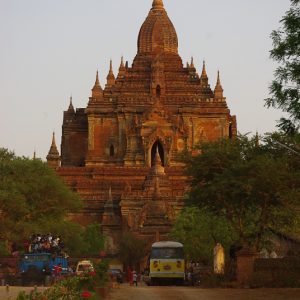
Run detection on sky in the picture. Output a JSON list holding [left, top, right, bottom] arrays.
[[0, 0, 292, 159]]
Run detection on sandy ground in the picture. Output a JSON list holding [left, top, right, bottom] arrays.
[[1, 285, 299, 300], [0, 286, 46, 300], [107, 285, 300, 300]]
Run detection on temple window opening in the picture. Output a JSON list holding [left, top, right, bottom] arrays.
[[110, 145, 115, 157]]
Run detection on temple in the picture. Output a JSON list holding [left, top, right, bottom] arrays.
[[47, 0, 237, 253]]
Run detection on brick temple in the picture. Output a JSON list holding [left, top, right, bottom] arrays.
[[47, 0, 237, 253]]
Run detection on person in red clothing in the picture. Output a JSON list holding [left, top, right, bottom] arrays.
[[127, 267, 133, 286], [53, 263, 62, 282], [23, 240, 30, 253]]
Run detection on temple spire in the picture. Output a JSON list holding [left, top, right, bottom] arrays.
[[51, 132, 57, 148], [214, 70, 224, 99], [120, 56, 125, 69], [152, 145, 165, 175], [200, 60, 209, 87], [118, 56, 126, 79], [102, 187, 117, 227], [190, 57, 195, 68], [154, 146, 162, 165], [95, 70, 101, 87], [152, 0, 164, 10], [217, 70, 221, 85], [106, 60, 115, 88], [109, 60, 113, 72], [92, 70, 103, 98], [46, 132, 60, 168], [201, 61, 207, 78], [68, 95, 75, 113]]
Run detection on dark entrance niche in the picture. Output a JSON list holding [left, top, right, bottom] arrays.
[[151, 141, 164, 166], [110, 145, 115, 157], [156, 85, 161, 97]]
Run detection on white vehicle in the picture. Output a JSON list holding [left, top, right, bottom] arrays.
[[149, 241, 185, 285], [75, 260, 94, 275]]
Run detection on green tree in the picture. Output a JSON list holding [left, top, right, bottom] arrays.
[[170, 207, 237, 264], [118, 231, 146, 269], [0, 241, 10, 256], [185, 136, 300, 250], [80, 224, 105, 256], [265, 0, 300, 134], [0, 148, 83, 253]]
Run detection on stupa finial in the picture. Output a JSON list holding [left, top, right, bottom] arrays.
[[51, 132, 56, 147], [106, 60, 115, 87], [214, 70, 224, 98], [91, 70, 103, 97], [152, 0, 164, 9], [151, 144, 165, 175], [217, 70, 221, 85], [46, 131, 60, 168], [68, 95, 75, 112], [95, 70, 100, 86], [201, 60, 207, 77], [190, 57, 194, 68]]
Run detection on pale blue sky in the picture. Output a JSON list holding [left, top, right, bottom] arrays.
[[0, 0, 291, 159]]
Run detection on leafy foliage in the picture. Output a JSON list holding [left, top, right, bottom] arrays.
[[118, 231, 147, 268], [185, 135, 300, 250], [265, 0, 300, 133], [0, 148, 83, 254], [170, 207, 238, 264], [80, 224, 105, 256], [0, 241, 10, 256]]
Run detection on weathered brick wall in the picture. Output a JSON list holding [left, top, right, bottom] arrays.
[[252, 258, 300, 287], [61, 109, 88, 166]]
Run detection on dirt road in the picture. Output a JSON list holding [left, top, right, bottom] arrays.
[[1, 285, 299, 300], [108, 285, 300, 300], [0, 286, 46, 300]]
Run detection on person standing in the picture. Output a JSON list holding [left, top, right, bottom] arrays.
[[128, 267, 133, 286], [132, 271, 138, 286]]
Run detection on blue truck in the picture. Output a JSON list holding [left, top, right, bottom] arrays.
[[19, 252, 68, 285]]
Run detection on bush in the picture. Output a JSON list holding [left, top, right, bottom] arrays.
[[16, 290, 44, 300], [16, 260, 109, 299], [0, 241, 10, 256]]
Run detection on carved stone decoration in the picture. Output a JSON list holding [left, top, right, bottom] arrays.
[[151, 55, 166, 97], [138, 201, 149, 228], [164, 200, 176, 221], [127, 212, 136, 229]]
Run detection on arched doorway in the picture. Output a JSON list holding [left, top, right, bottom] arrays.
[[151, 141, 164, 166]]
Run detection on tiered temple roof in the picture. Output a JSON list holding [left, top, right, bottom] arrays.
[[47, 0, 237, 250]]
